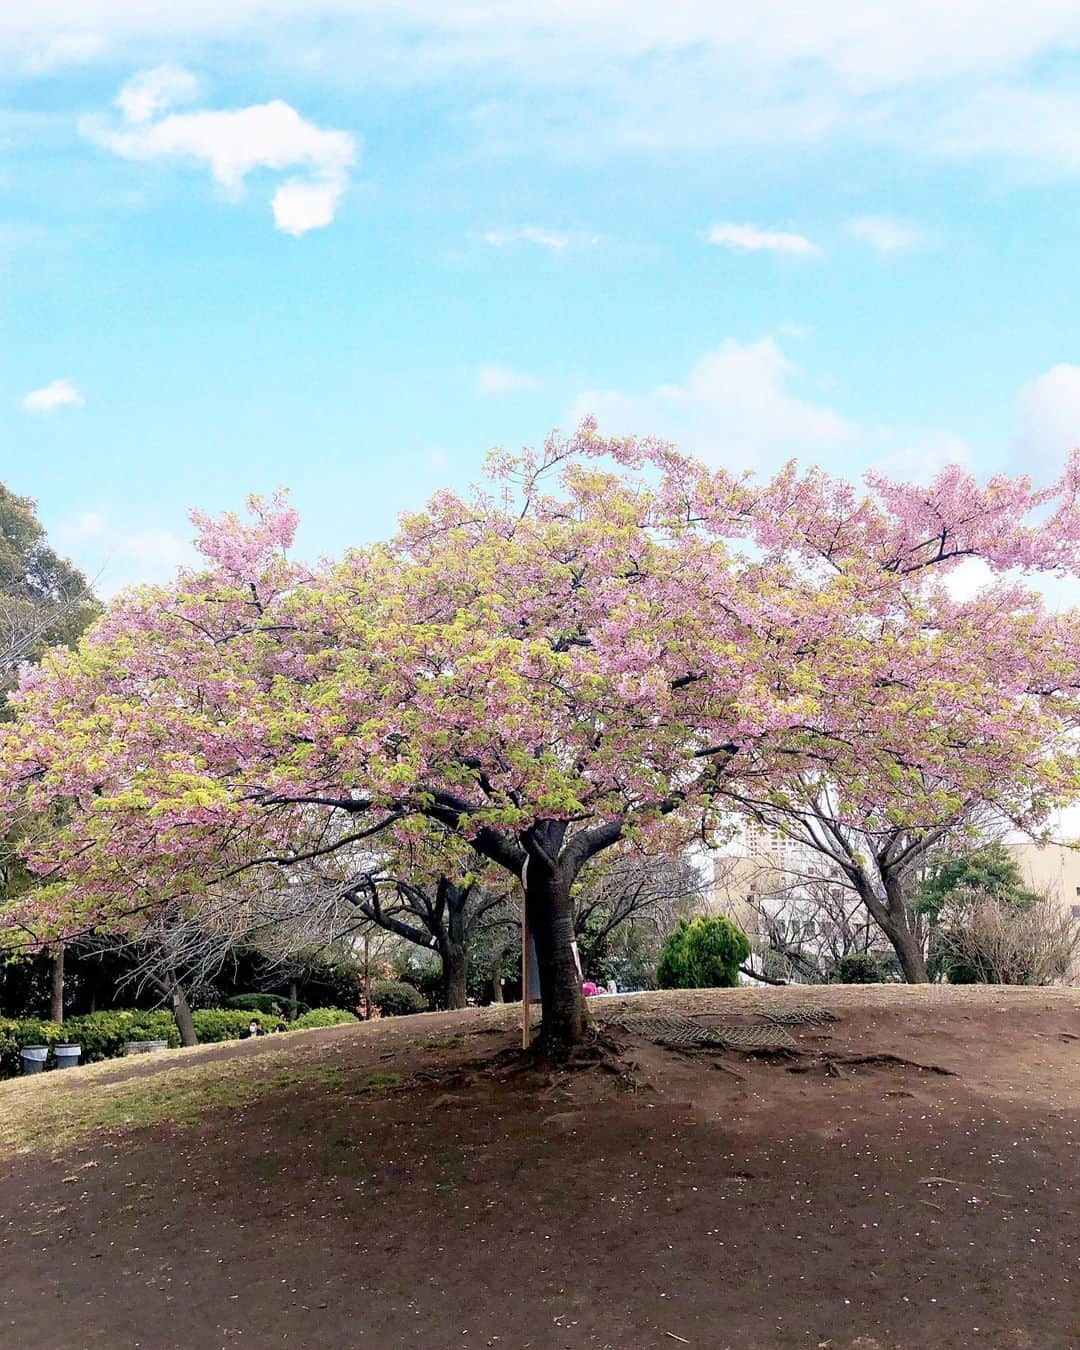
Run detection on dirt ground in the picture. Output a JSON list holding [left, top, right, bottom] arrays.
[[0, 985, 1076, 1350]]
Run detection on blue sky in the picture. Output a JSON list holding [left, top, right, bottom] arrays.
[[5, 2, 1080, 592]]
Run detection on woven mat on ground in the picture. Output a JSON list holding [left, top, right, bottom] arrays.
[[604, 1013, 797, 1052], [763, 1008, 837, 1027]]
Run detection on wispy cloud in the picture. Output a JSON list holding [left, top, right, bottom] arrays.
[[82, 70, 358, 236], [24, 32, 107, 74], [11, 6, 1080, 173], [571, 338, 855, 470], [22, 378, 84, 414], [55, 511, 194, 597], [483, 225, 573, 251], [706, 222, 819, 256], [475, 363, 537, 395], [846, 214, 928, 253], [1015, 363, 1080, 475]]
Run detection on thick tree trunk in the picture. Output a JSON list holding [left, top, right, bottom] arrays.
[[49, 944, 64, 1025], [526, 864, 585, 1050], [442, 942, 468, 1010], [288, 978, 299, 1020], [856, 871, 929, 983], [490, 969, 504, 1004], [169, 977, 198, 1047], [881, 914, 929, 983]]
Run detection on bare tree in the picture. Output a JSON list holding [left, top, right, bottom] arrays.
[[736, 865, 888, 983], [719, 779, 1011, 982], [936, 887, 1080, 985], [349, 873, 517, 1009], [572, 852, 706, 985]]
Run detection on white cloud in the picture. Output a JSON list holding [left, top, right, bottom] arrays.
[[56, 511, 195, 596], [83, 77, 358, 235], [115, 64, 200, 124], [846, 214, 928, 253], [475, 363, 537, 395], [867, 428, 972, 481], [271, 177, 342, 235], [65, 511, 107, 539], [571, 338, 857, 470], [1015, 364, 1080, 474], [706, 222, 819, 256], [24, 31, 107, 74], [483, 226, 572, 251], [8, 6, 1080, 169], [22, 377, 85, 414]]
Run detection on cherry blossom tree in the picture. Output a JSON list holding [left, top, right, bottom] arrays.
[[5, 425, 1080, 1047]]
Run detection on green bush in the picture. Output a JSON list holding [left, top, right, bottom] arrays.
[[63, 1010, 180, 1062], [368, 980, 428, 1017], [191, 1008, 285, 1042], [0, 1009, 181, 1075], [656, 916, 749, 989], [290, 1007, 359, 1029], [656, 920, 691, 989], [224, 993, 293, 1016], [833, 953, 882, 984], [0, 1018, 63, 1076]]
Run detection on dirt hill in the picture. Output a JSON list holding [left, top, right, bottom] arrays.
[[0, 985, 1076, 1349]]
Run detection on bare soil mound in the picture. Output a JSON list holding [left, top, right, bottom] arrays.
[[0, 986, 1076, 1349]]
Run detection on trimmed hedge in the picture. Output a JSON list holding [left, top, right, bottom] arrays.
[[290, 1007, 359, 1029], [0, 1004, 361, 1075], [65, 1010, 179, 1061], [368, 980, 429, 1017], [0, 1009, 179, 1076], [191, 1009, 285, 1042]]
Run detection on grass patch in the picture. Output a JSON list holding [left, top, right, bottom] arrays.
[[361, 1070, 400, 1090], [0, 1041, 358, 1158]]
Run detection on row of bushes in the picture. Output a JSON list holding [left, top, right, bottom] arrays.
[[0, 1005, 360, 1076], [0, 1009, 180, 1076], [188, 1007, 360, 1041]]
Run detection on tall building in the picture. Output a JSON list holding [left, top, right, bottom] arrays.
[[1006, 841, 1080, 921]]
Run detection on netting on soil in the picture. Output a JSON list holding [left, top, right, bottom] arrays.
[[763, 1008, 837, 1027], [604, 1014, 797, 1052]]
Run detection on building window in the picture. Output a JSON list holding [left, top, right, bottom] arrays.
[[1072, 905, 1080, 920]]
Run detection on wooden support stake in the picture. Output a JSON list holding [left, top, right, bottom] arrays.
[[521, 856, 531, 1049]]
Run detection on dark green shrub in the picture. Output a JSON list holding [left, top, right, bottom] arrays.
[[685, 916, 749, 987], [368, 980, 428, 1017], [290, 1007, 359, 1029], [656, 916, 749, 989], [833, 953, 882, 984], [191, 1009, 284, 1042], [397, 962, 445, 1010], [656, 920, 691, 989], [224, 993, 292, 1016]]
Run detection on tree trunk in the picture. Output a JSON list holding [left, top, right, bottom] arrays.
[[882, 913, 929, 982], [49, 944, 64, 1025], [169, 977, 198, 1047], [490, 970, 504, 1004], [856, 871, 929, 983], [288, 978, 299, 1020], [526, 864, 585, 1050], [442, 942, 468, 1010]]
